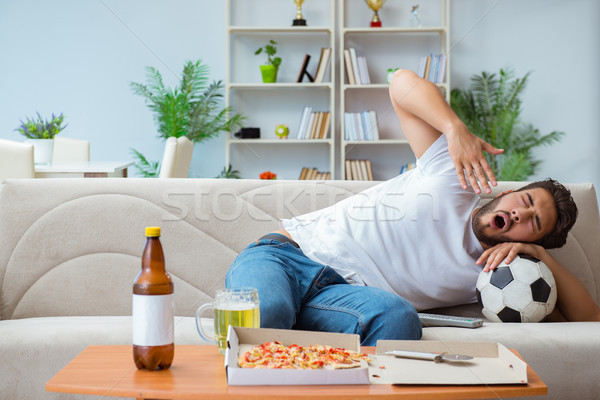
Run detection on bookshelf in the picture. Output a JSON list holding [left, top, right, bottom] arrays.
[[225, 0, 450, 181], [340, 0, 450, 180], [225, 0, 336, 180]]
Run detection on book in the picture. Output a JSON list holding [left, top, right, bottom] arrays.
[[361, 110, 372, 140], [309, 112, 323, 139], [345, 160, 353, 180], [343, 49, 356, 85], [423, 55, 432, 81], [296, 54, 314, 83], [417, 56, 427, 78], [296, 106, 312, 139], [437, 54, 447, 83], [357, 56, 371, 84], [299, 167, 310, 180], [359, 160, 369, 181], [348, 48, 361, 85], [314, 48, 331, 83], [417, 53, 446, 83], [365, 159, 374, 181], [351, 159, 361, 180], [368, 110, 380, 140], [298, 167, 332, 180], [345, 159, 374, 180], [304, 112, 316, 140], [319, 112, 331, 139]]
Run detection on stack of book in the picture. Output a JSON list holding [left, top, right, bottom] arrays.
[[296, 107, 331, 139], [417, 54, 447, 84], [299, 167, 331, 180], [344, 111, 379, 140], [345, 159, 374, 181], [343, 48, 371, 85]]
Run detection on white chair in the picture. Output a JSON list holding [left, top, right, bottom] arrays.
[[52, 137, 90, 163], [0, 139, 35, 179], [158, 136, 193, 178]]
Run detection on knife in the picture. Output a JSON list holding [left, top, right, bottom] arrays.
[[384, 350, 473, 363]]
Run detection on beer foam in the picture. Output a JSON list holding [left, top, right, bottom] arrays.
[[216, 303, 259, 311]]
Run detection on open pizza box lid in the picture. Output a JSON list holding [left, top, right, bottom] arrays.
[[370, 340, 528, 385], [225, 326, 370, 385]]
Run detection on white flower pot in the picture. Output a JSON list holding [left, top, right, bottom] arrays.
[[26, 139, 54, 165]]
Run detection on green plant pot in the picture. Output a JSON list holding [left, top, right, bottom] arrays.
[[260, 65, 278, 83]]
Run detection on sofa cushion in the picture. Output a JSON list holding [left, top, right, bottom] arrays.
[[0, 316, 210, 400], [0, 179, 373, 320], [1, 179, 598, 321], [422, 322, 600, 400]]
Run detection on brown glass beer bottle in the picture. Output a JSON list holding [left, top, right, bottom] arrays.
[[132, 226, 174, 370]]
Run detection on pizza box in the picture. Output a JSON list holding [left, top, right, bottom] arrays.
[[370, 340, 528, 385], [225, 326, 370, 385]]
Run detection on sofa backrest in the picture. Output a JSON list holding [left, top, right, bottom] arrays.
[[0, 178, 598, 320]]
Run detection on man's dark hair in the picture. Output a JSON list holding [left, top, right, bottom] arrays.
[[517, 178, 578, 249]]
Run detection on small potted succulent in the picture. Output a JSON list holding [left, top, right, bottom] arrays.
[[255, 40, 281, 83], [15, 112, 67, 164]]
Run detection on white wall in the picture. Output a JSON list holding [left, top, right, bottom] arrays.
[[0, 0, 227, 178], [1, 1, 598, 190]]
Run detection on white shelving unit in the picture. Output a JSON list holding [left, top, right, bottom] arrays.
[[339, 0, 450, 180], [225, 0, 336, 180]]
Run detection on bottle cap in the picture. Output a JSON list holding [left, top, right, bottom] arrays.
[[145, 227, 161, 237]]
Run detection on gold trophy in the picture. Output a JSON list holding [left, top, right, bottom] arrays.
[[292, 0, 307, 26], [365, 0, 386, 27]]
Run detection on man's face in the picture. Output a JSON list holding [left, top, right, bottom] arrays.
[[472, 188, 558, 248]]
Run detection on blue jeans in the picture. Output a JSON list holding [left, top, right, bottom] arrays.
[[225, 234, 422, 346]]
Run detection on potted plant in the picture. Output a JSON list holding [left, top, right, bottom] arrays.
[[15, 112, 67, 164], [450, 68, 564, 181], [255, 40, 281, 83], [130, 59, 245, 177]]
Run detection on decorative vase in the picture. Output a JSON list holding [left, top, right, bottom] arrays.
[[26, 139, 54, 165], [260, 65, 278, 83]]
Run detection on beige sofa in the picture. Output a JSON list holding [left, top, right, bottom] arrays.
[[1, 178, 599, 400]]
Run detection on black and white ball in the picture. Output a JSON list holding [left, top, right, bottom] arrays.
[[476, 255, 557, 323]]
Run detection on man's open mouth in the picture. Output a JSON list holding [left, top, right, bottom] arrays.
[[491, 213, 509, 230]]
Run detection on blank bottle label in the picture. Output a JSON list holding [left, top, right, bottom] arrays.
[[132, 294, 174, 346]]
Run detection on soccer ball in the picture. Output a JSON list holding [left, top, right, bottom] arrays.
[[475, 255, 557, 323]]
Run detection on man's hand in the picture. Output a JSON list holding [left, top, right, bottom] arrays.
[[446, 125, 504, 194], [476, 242, 543, 272]]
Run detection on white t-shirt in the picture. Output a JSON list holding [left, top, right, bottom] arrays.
[[282, 135, 484, 310]]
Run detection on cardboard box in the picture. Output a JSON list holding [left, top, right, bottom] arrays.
[[371, 340, 528, 385], [225, 326, 370, 386]]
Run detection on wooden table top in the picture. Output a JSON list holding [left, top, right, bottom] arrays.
[[46, 345, 547, 400]]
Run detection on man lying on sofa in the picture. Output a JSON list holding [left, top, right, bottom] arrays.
[[226, 69, 600, 345]]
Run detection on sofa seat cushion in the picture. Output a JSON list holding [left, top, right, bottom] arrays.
[[423, 322, 600, 400], [0, 316, 210, 400]]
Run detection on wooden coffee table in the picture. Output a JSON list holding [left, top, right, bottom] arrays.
[[46, 345, 547, 400]]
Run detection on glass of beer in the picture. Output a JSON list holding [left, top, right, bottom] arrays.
[[196, 287, 260, 354]]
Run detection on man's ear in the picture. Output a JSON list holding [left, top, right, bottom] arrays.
[[496, 189, 513, 198]]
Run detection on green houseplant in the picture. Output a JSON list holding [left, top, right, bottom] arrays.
[[450, 68, 564, 181], [216, 164, 241, 179], [15, 112, 68, 164], [255, 40, 281, 83], [130, 59, 245, 177]]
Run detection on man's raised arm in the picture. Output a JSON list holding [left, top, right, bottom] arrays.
[[389, 69, 504, 194]]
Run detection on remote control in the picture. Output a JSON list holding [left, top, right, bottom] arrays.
[[418, 313, 483, 329]]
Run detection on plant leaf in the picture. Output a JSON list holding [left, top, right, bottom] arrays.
[[130, 148, 160, 178]]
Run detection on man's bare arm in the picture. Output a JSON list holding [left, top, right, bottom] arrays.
[[389, 69, 504, 194], [477, 242, 600, 321]]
